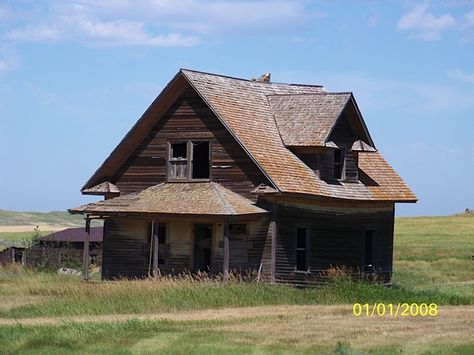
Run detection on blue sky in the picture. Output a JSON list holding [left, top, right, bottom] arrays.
[[0, 0, 473, 216]]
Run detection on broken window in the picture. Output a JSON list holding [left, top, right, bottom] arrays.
[[168, 141, 210, 180], [169, 142, 188, 179], [333, 148, 346, 180], [296, 228, 309, 272], [192, 142, 210, 179]]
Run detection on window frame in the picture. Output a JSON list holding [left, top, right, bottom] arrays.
[[295, 227, 310, 273], [167, 140, 212, 182], [333, 147, 346, 181], [363, 229, 376, 274]]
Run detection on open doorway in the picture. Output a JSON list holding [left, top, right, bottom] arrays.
[[194, 224, 212, 272]]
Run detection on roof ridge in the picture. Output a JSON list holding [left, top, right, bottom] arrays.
[[211, 183, 236, 215], [266, 92, 352, 97], [180, 68, 325, 88]]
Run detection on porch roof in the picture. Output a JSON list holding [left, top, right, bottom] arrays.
[[69, 182, 269, 217]]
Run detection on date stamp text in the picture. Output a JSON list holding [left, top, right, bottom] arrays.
[[352, 303, 438, 317]]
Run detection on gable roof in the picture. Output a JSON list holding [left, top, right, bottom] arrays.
[[71, 182, 268, 216], [40, 227, 103, 243], [82, 181, 120, 195], [82, 69, 416, 202], [268, 93, 352, 146]]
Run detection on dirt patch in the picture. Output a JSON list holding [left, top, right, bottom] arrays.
[[0, 305, 472, 351], [218, 305, 474, 350]]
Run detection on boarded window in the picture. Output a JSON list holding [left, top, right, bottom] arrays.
[[296, 228, 309, 272], [333, 148, 345, 180], [364, 230, 375, 273]]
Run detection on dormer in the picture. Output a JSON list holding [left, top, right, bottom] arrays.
[[269, 92, 376, 184]]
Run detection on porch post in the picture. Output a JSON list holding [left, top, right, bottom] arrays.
[[223, 223, 230, 283], [271, 202, 277, 284], [153, 220, 159, 277], [82, 216, 91, 281]]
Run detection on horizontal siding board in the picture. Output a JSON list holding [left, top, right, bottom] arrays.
[[111, 86, 271, 200], [274, 203, 394, 284]]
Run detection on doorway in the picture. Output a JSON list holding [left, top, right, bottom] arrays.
[[194, 224, 212, 272]]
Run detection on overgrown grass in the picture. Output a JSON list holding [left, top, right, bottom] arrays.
[[0, 214, 473, 354], [0, 265, 471, 319], [0, 214, 472, 318]]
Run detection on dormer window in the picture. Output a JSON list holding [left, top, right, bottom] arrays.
[[333, 148, 345, 180], [168, 141, 210, 180]]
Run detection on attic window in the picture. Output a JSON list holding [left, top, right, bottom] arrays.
[[333, 148, 346, 180], [168, 141, 210, 180], [192, 142, 210, 179], [169, 142, 188, 179]]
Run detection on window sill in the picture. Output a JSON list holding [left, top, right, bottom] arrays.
[[167, 178, 211, 183], [295, 270, 311, 274]]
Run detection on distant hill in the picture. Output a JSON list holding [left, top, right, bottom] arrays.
[[0, 209, 99, 228], [0, 209, 102, 250]]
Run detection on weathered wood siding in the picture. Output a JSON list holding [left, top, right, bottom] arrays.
[[161, 220, 193, 273], [111, 86, 271, 201], [102, 217, 269, 279], [274, 201, 395, 284], [102, 218, 148, 279]]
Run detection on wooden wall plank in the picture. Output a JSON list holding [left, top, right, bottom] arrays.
[[111, 86, 271, 201]]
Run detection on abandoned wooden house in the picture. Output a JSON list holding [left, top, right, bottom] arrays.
[[69, 69, 416, 284]]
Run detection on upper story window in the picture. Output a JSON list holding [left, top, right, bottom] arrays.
[[333, 148, 346, 180], [168, 141, 210, 180]]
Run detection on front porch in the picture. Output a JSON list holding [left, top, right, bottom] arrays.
[[100, 217, 265, 280], [69, 182, 270, 281]]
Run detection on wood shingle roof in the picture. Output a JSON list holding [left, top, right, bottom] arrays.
[[182, 69, 416, 202], [268, 93, 352, 147], [70, 182, 268, 216], [81, 69, 416, 203]]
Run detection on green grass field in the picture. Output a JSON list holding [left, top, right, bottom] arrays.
[[0, 213, 473, 354], [393, 214, 474, 300], [0, 209, 85, 227]]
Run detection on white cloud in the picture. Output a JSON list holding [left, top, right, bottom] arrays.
[[304, 72, 474, 115], [447, 68, 474, 84], [8, 25, 61, 42], [397, 4, 455, 40], [5, 0, 319, 47]]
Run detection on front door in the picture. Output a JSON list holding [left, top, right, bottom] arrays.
[[194, 224, 212, 272]]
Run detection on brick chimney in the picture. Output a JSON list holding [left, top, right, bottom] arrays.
[[251, 73, 271, 83]]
